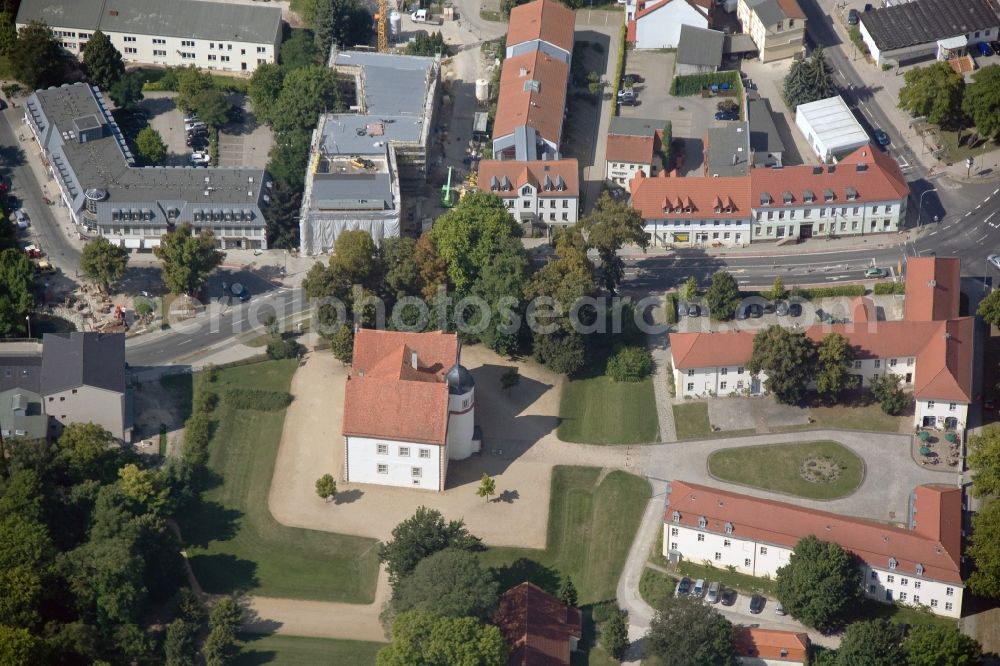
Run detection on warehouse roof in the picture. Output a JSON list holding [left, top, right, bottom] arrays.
[[860, 0, 999, 51], [676, 25, 725, 67], [795, 95, 869, 156]]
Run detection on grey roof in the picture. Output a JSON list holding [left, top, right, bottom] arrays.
[[746, 0, 786, 26], [26, 84, 266, 228], [747, 95, 784, 155], [319, 114, 424, 155], [446, 364, 475, 395], [0, 388, 49, 441], [860, 0, 999, 51], [41, 332, 125, 395], [0, 343, 43, 394], [705, 124, 751, 177], [724, 33, 758, 54], [312, 173, 394, 211], [676, 25, 725, 67], [17, 0, 282, 44], [609, 117, 662, 138]]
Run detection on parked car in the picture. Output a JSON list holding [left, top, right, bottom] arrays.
[[619, 89, 637, 106], [687, 303, 701, 317], [231, 283, 251, 302], [34, 259, 56, 274], [721, 587, 737, 606], [183, 114, 199, 123], [775, 601, 786, 616], [692, 579, 705, 598], [706, 581, 721, 604], [789, 302, 803, 317], [189, 151, 210, 166], [187, 126, 208, 138], [714, 110, 738, 121], [775, 301, 789, 316], [14, 209, 29, 229], [873, 129, 890, 146], [749, 594, 765, 614], [978, 41, 994, 57], [989, 254, 1000, 270], [736, 305, 747, 320], [185, 121, 207, 133], [676, 577, 692, 597], [187, 135, 208, 149], [847, 8, 860, 25], [991, 41, 1000, 56], [762, 302, 775, 315], [865, 267, 887, 278], [747, 303, 763, 318], [624, 73, 645, 85]]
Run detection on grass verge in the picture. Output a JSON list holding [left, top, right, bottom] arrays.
[[235, 634, 384, 665], [178, 360, 380, 602], [676, 560, 776, 597], [639, 567, 677, 609], [478, 466, 651, 604], [773, 397, 904, 434], [708, 440, 864, 500], [559, 375, 659, 444], [672, 402, 755, 440]]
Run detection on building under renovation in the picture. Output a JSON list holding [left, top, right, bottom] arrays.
[[299, 50, 440, 255]]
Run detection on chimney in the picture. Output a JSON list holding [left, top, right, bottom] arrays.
[[359, 368, 365, 377], [519, 67, 528, 77], [732, 153, 738, 166], [411, 352, 418, 369]]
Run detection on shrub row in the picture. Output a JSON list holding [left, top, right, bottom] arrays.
[[266, 338, 304, 360], [669, 70, 740, 96], [795, 285, 867, 299], [142, 67, 250, 93], [873, 282, 906, 295], [610, 20, 627, 122], [224, 388, 293, 411], [665, 293, 679, 325]]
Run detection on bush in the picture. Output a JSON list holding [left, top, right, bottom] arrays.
[[783, 285, 866, 300], [873, 282, 906, 295], [610, 20, 626, 121], [606, 346, 653, 382], [182, 412, 212, 466], [670, 70, 741, 96], [224, 387, 293, 411], [659, 120, 673, 171], [665, 293, 679, 325], [193, 388, 218, 414], [266, 338, 303, 360]]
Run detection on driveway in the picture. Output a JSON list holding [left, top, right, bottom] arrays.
[[217, 96, 272, 169]]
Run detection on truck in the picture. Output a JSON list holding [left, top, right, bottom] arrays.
[[410, 9, 442, 24]]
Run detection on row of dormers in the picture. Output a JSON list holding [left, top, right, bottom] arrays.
[[489, 174, 568, 193]]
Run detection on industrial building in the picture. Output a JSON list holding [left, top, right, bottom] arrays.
[[794, 95, 870, 164], [299, 50, 440, 255]]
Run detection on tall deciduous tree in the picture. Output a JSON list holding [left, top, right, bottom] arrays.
[[248, 62, 286, 126], [578, 192, 648, 294], [0, 513, 53, 628], [414, 234, 449, 302], [898, 62, 966, 129], [11, 21, 63, 90], [81, 236, 130, 292], [601, 605, 628, 659], [775, 536, 861, 631], [904, 624, 981, 666], [272, 65, 340, 135], [154, 223, 225, 295], [703, 271, 741, 322], [769, 275, 786, 301], [963, 65, 1000, 140], [376, 609, 507, 666], [313, 0, 374, 58], [267, 129, 312, 191], [870, 373, 909, 415], [469, 236, 528, 356], [835, 620, 904, 666], [0, 11, 16, 56], [977, 287, 1000, 327], [203, 597, 242, 665], [747, 325, 816, 404], [680, 276, 699, 303], [0, 625, 42, 664], [176, 67, 214, 113], [82, 30, 124, 91], [0, 248, 34, 337], [645, 595, 737, 666], [967, 426, 1000, 497], [968, 499, 1000, 597], [134, 127, 167, 166], [382, 237, 419, 302], [190, 89, 230, 128], [379, 507, 482, 588], [109, 71, 144, 109], [281, 28, 319, 69], [815, 332, 858, 403], [390, 549, 499, 621]]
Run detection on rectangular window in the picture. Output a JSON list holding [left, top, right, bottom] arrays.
[[737, 367, 744, 374], [687, 383, 694, 391], [890, 358, 897, 367], [411, 467, 422, 478], [744, 558, 751, 567], [671, 528, 679, 536], [153, 49, 166, 56], [868, 584, 876, 593], [914, 581, 921, 589], [714, 552, 722, 560], [399, 446, 410, 457], [377, 444, 388, 455], [887, 575, 895, 583], [901, 578, 908, 586], [257, 46, 267, 53], [124, 47, 137, 54], [721, 368, 728, 376], [221, 55, 230, 62], [688, 369, 694, 376], [124, 36, 136, 42], [949, 403, 956, 411], [913, 596, 919, 604], [182, 40, 195, 47], [377, 464, 388, 474], [153, 38, 166, 44], [854, 360, 862, 368], [208, 54, 217, 61], [181, 52, 195, 59], [760, 547, 767, 555], [928, 401, 936, 409], [931, 599, 938, 607], [419, 449, 431, 459], [720, 382, 727, 390], [697, 534, 705, 542], [870, 571, 877, 580], [723, 539, 731, 547], [899, 592, 907, 601], [874, 360, 881, 368], [945, 602, 953, 611], [946, 587, 954, 596]]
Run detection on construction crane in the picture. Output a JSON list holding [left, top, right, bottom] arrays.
[[375, 0, 388, 52]]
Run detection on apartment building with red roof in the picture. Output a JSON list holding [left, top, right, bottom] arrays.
[[734, 627, 809, 664], [478, 159, 580, 224], [495, 582, 582, 666], [505, 0, 575, 62], [342, 329, 479, 491], [665, 480, 964, 618], [669, 257, 974, 432], [606, 117, 664, 185]]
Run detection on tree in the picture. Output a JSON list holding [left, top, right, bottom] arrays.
[[0, 513, 53, 628], [134, 127, 167, 166], [0, 11, 16, 56], [558, 578, 578, 607], [815, 333, 858, 403], [391, 549, 499, 621], [190, 89, 230, 128], [382, 237, 420, 301], [977, 287, 1000, 327], [969, 426, 1000, 497], [963, 65, 1000, 140], [248, 63, 286, 126], [968, 499, 1000, 597], [746, 325, 816, 404], [315, 473, 337, 502], [431, 192, 522, 293], [82, 31, 124, 91], [329, 324, 354, 364], [379, 507, 482, 588], [578, 192, 648, 294], [476, 474, 495, 503], [533, 330, 587, 376], [267, 129, 312, 191], [313, 0, 373, 57], [905, 624, 981, 666], [680, 276, 699, 303], [81, 236, 130, 293], [775, 536, 861, 631], [57, 423, 120, 483], [176, 67, 215, 114], [272, 65, 340, 135], [281, 28, 318, 69], [606, 346, 653, 382], [155, 223, 225, 295], [10, 21, 63, 90], [500, 367, 520, 393], [703, 271, 741, 321], [782, 48, 834, 109], [835, 620, 904, 666], [469, 236, 529, 355], [329, 229, 384, 290], [406, 31, 449, 57], [870, 373, 909, 416], [769, 275, 787, 301], [898, 62, 966, 129], [601, 605, 628, 659], [118, 464, 168, 513], [0, 625, 42, 665], [645, 595, 737, 666], [414, 234, 450, 302], [108, 71, 144, 109], [164, 618, 199, 666], [376, 610, 507, 666], [0, 248, 34, 337]]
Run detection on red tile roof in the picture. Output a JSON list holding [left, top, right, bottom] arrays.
[[734, 627, 809, 663], [667, 480, 963, 584], [496, 582, 582, 666], [506, 0, 576, 53], [904, 257, 961, 322], [493, 49, 569, 146], [775, 0, 805, 20], [606, 133, 659, 165], [478, 159, 580, 197], [342, 329, 459, 445], [629, 171, 752, 220]]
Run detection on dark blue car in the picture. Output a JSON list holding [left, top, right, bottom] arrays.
[[873, 129, 890, 146], [978, 41, 994, 57]]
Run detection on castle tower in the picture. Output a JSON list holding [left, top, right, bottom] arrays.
[[446, 364, 476, 460]]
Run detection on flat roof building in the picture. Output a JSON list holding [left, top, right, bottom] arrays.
[[24, 83, 268, 251], [704, 124, 752, 177], [794, 95, 870, 164]]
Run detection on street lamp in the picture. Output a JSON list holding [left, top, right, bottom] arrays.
[[916, 188, 938, 228], [25, 315, 30, 339], [967, 156, 974, 179]]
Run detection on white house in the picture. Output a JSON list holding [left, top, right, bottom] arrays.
[[665, 480, 965, 618], [669, 257, 973, 432], [627, 0, 710, 50], [605, 117, 663, 185], [736, 0, 805, 63], [16, 0, 282, 74], [478, 159, 580, 226], [342, 330, 479, 491], [794, 96, 870, 164]]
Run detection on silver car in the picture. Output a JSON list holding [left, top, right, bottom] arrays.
[[692, 578, 705, 598], [706, 581, 720, 604], [988, 254, 1000, 271]]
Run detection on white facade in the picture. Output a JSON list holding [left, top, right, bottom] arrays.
[[674, 364, 761, 398], [664, 522, 963, 618], [446, 384, 477, 460], [794, 96, 871, 164], [633, 0, 708, 49], [916, 399, 969, 430], [736, 0, 805, 62], [500, 186, 579, 225], [643, 218, 751, 248], [345, 435, 445, 491], [751, 200, 904, 240], [607, 160, 653, 185]]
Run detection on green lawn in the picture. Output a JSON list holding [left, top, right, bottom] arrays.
[[672, 402, 755, 440], [0, 55, 13, 80], [639, 567, 677, 609], [676, 560, 776, 597], [478, 466, 651, 604], [178, 360, 381, 602], [708, 440, 864, 500], [772, 398, 905, 434], [558, 375, 659, 444], [235, 634, 384, 665], [937, 129, 999, 164]]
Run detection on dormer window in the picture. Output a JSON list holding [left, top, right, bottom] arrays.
[[782, 191, 793, 204], [555, 175, 566, 191], [672, 510, 680, 523], [760, 192, 772, 206], [803, 190, 815, 203], [698, 516, 707, 528], [724, 522, 733, 535], [824, 189, 835, 202], [846, 187, 858, 200], [888, 557, 898, 570], [521, 185, 532, 196], [916, 563, 924, 575]]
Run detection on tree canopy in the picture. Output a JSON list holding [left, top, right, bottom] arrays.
[[782, 48, 835, 109], [815, 332, 858, 403], [248, 63, 286, 126], [189, 89, 230, 128], [176, 67, 215, 114], [272, 65, 340, 135], [391, 548, 499, 621], [645, 595, 737, 666], [977, 287, 1000, 327], [376, 609, 508, 666], [704, 271, 742, 321], [0, 11, 16, 57], [154, 223, 225, 295], [81, 237, 130, 292], [579, 191, 648, 294], [870, 373, 909, 416], [904, 624, 981, 666], [82, 31, 125, 92], [747, 325, 816, 404], [281, 28, 318, 69], [898, 62, 966, 129], [313, 0, 374, 58], [379, 507, 482, 588], [775, 536, 862, 631], [963, 65, 1000, 140], [134, 127, 168, 166], [834, 620, 904, 666], [968, 425, 1000, 497], [108, 71, 144, 109], [968, 499, 1000, 597], [11, 21, 63, 90], [0, 248, 34, 338]]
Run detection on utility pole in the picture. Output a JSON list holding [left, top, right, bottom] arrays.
[[967, 156, 974, 178]]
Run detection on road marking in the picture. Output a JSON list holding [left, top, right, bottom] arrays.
[[967, 212, 973, 217], [976, 205, 982, 210], [977, 234, 989, 243], [928, 231, 938, 236], [177, 339, 193, 346], [986, 196, 992, 203], [994, 189, 999, 195], [987, 212, 996, 223]]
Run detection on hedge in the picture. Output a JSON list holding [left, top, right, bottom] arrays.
[[606, 345, 653, 382], [610, 19, 627, 123], [669, 70, 740, 96], [794, 285, 866, 299], [142, 67, 250, 93], [659, 120, 673, 172], [266, 339, 304, 360], [665, 293, 679, 325], [224, 387, 293, 411], [873, 282, 906, 295], [182, 412, 211, 466]]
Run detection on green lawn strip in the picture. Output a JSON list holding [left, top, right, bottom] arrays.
[[672, 402, 711, 439], [478, 466, 651, 605], [851, 600, 956, 630], [774, 401, 903, 434], [708, 440, 864, 500], [639, 567, 678, 609], [649, 530, 671, 570], [235, 634, 384, 665], [179, 360, 380, 603], [676, 560, 777, 597], [558, 375, 659, 444]]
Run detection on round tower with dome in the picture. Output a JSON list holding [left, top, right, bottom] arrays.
[[445, 363, 477, 460]]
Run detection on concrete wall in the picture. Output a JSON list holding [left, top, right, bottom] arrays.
[[345, 435, 444, 490], [607, 160, 654, 184]]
